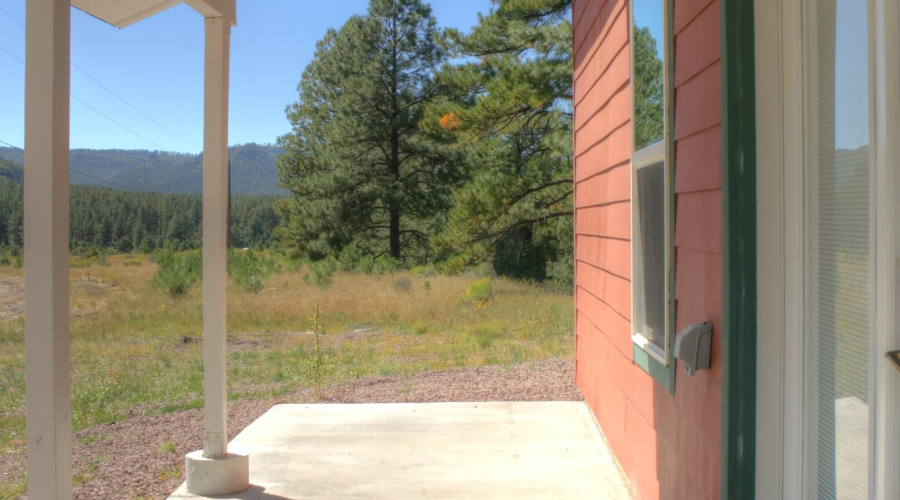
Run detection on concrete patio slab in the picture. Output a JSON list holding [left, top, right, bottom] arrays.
[[168, 401, 632, 500]]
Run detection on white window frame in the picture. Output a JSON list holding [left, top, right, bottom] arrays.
[[630, 140, 669, 365], [754, 0, 900, 498]]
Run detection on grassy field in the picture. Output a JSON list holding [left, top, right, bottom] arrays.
[[0, 253, 573, 497]]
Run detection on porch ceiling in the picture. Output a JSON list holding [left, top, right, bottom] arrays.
[[71, 0, 182, 28]]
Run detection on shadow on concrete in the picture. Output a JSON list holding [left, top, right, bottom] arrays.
[[188, 485, 293, 500]]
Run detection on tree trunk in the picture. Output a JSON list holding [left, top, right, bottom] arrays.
[[389, 127, 401, 260], [389, 209, 400, 259]]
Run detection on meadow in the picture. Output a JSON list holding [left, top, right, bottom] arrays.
[[0, 253, 573, 497]]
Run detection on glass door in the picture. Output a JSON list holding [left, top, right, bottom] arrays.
[[802, 0, 872, 499]]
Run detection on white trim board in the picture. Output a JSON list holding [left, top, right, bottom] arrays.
[[754, 0, 900, 498]]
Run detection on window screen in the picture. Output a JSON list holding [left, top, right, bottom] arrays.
[[632, 160, 666, 352]]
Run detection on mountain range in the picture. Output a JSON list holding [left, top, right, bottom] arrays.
[[0, 143, 286, 196]]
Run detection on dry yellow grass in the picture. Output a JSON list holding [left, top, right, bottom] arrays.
[[0, 253, 573, 495]]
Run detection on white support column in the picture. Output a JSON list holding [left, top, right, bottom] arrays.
[[201, 15, 230, 461], [185, 14, 248, 497], [23, 1, 71, 499]]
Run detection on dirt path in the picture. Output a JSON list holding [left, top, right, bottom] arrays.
[[0, 276, 23, 319], [0, 275, 116, 321], [6, 358, 580, 500]]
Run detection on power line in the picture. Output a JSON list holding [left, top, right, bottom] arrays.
[[71, 63, 201, 149], [2, 137, 133, 191], [70, 95, 164, 149], [0, 6, 200, 149], [0, 43, 165, 149], [0, 44, 23, 64], [0, 5, 23, 28], [70, 167, 133, 191]]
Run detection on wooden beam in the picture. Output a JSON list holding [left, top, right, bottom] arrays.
[[185, 0, 236, 26], [24, 0, 72, 498]]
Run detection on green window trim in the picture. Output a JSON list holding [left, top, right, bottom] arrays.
[[720, 0, 757, 498], [630, 0, 677, 396]]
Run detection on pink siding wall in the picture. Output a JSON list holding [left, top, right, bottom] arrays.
[[572, 1, 723, 499]]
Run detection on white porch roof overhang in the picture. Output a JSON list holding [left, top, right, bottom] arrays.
[[24, 1, 240, 498], [71, 0, 235, 27]]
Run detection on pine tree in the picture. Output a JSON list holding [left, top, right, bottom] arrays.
[[633, 26, 664, 150], [276, 0, 460, 262], [424, 0, 573, 280]]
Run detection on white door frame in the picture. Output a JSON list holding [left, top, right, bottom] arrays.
[[754, 0, 900, 499]]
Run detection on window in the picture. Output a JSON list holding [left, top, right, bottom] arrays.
[[631, 0, 673, 387]]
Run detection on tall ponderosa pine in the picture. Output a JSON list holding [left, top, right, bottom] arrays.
[[424, 0, 574, 282], [633, 26, 664, 150], [276, 0, 458, 262]]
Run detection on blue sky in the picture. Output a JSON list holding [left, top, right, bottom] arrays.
[[0, 0, 492, 154], [833, 0, 869, 150], [633, 0, 663, 60]]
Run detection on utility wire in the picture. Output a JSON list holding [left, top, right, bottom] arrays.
[[70, 95, 164, 149], [0, 5, 23, 27], [2, 137, 133, 190], [69, 167, 133, 191], [71, 63, 201, 149], [0, 44, 23, 64], [0, 43, 165, 149], [0, 6, 200, 149]]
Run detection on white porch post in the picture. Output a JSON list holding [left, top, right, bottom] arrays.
[[202, 14, 230, 460], [185, 13, 248, 496], [23, 1, 72, 499]]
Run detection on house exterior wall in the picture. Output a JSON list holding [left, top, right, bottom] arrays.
[[572, 1, 723, 499]]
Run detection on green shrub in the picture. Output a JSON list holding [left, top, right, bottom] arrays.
[[304, 256, 339, 288], [372, 256, 399, 275], [464, 278, 494, 308], [546, 253, 574, 292], [82, 244, 99, 259], [116, 236, 133, 254], [151, 250, 201, 296], [436, 255, 468, 276], [228, 250, 270, 294], [355, 255, 375, 274], [410, 264, 436, 277], [470, 262, 494, 278], [423, 280, 431, 292], [338, 243, 363, 271]]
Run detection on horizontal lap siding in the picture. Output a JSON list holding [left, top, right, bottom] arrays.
[[573, 1, 723, 499]]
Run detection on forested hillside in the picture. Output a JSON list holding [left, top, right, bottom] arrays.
[[0, 179, 279, 256], [0, 158, 22, 183], [0, 143, 284, 196]]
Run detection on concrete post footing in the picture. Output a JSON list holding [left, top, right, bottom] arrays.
[[184, 450, 249, 496]]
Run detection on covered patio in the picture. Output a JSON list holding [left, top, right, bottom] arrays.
[[20, 1, 629, 499], [25, 0, 240, 497], [167, 402, 631, 500]]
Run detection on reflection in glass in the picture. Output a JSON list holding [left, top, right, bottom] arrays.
[[632, 1, 665, 150], [633, 161, 666, 351], [802, 0, 870, 499]]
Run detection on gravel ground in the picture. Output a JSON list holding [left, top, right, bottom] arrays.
[[6, 358, 580, 500]]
